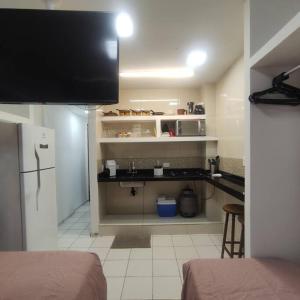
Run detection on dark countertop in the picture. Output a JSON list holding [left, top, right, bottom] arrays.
[[98, 168, 245, 201], [206, 171, 244, 201], [98, 168, 207, 182]]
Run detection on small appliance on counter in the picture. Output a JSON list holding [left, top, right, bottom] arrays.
[[154, 161, 164, 176], [178, 187, 198, 217], [106, 160, 117, 177], [157, 195, 177, 217], [194, 103, 205, 114], [175, 119, 206, 136]]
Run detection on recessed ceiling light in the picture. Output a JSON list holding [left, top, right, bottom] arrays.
[[84, 110, 89, 114], [115, 12, 133, 38], [120, 68, 194, 78], [186, 50, 207, 68]]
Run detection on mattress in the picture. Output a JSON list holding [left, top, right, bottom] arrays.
[[182, 258, 300, 300], [0, 251, 106, 300]]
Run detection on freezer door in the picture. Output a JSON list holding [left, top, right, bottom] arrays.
[[21, 168, 58, 250], [18, 124, 55, 172]]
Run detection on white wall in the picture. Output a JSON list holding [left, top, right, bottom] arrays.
[[0, 104, 43, 125], [249, 0, 300, 56], [43, 106, 88, 223], [216, 57, 245, 160]]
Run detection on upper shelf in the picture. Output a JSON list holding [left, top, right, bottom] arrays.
[[250, 12, 300, 69], [99, 114, 206, 122]]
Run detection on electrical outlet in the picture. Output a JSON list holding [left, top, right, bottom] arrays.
[[163, 162, 170, 168]]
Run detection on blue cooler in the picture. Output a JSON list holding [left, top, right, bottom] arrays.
[[157, 197, 177, 217]]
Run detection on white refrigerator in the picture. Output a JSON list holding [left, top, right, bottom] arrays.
[[0, 122, 58, 251]]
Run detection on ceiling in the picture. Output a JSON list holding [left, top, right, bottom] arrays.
[[1, 0, 245, 89]]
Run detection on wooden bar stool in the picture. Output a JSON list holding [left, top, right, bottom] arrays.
[[238, 214, 245, 258], [221, 204, 244, 258]]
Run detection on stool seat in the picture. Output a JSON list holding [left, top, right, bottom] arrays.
[[223, 204, 244, 215]]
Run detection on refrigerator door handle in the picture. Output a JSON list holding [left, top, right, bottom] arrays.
[[34, 146, 41, 211]]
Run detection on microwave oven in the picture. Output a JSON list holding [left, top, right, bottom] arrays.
[[175, 119, 206, 136]]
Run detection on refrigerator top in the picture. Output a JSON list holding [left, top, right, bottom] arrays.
[[18, 124, 55, 173]]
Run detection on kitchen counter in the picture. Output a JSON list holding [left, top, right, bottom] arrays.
[[206, 172, 244, 201], [98, 168, 245, 201]]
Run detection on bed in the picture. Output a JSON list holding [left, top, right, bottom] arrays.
[[182, 258, 300, 300], [0, 251, 106, 300]]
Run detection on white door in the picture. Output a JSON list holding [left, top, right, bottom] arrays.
[[21, 168, 58, 251]]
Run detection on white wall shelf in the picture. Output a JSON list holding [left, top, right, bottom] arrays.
[[97, 136, 218, 143], [250, 12, 300, 69], [99, 114, 206, 122]]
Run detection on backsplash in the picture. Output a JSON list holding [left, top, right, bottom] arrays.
[[101, 142, 206, 170], [219, 157, 244, 177], [105, 157, 205, 170]]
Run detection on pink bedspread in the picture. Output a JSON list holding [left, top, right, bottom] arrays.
[[182, 258, 300, 300], [0, 251, 106, 300]]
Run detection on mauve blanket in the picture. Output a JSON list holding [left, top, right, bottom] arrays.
[[0, 251, 106, 300], [182, 258, 300, 300]]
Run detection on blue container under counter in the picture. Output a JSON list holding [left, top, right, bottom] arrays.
[[157, 197, 177, 217]]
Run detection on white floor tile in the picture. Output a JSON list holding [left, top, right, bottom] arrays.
[[75, 220, 89, 224], [64, 229, 84, 235], [174, 246, 198, 259], [68, 223, 88, 230], [58, 238, 76, 248], [78, 217, 90, 221], [65, 216, 80, 223], [89, 247, 110, 260], [190, 234, 215, 246], [92, 236, 115, 248], [151, 235, 172, 246], [107, 249, 131, 260], [126, 260, 152, 277], [107, 277, 124, 300], [130, 248, 152, 260], [172, 235, 193, 246], [122, 277, 152, 300], [153, 259, 179, 277], [69, 247, 90, 252], [104, 260, 128, 277], [71, 237, 94, 248], [58, 224, 70, 230], [209, 234, 223, 246], [196, 245, 221, 258], [153, 277, 181, 299], [153, 247, 176, 260], [60, 233, 80, 239]]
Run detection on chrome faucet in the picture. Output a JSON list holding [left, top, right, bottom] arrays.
[[128, 161, 137, 175]]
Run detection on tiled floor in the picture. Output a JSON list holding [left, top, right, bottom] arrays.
[[58, 202, 224, 300]]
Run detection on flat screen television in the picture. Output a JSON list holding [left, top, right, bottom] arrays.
[[0, 9, 119, 104]]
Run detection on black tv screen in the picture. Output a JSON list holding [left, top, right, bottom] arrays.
[[0, 9, 119, 104]]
